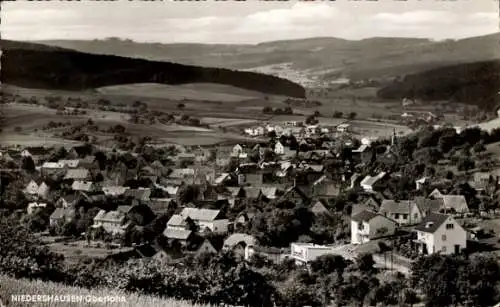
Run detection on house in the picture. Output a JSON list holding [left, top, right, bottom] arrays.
[[244, 173, 264, 186], [415, 177, 429, 190], [279, 186, 310, 205], [290, 243, 342, 265], [56, 194, 79, 208], [435, 195, 469, 214], [162, 228, 194, 247], [49, 207, 76, 227], [92, 209, 130, 235], [245, 245, 290, 264], [231, 144, 244, 157], [414, 197, 444, 217], [310, 199, 331, 216], [124, 188, 151, 202], [352, 144, 372, 164], [27, 202, 47, 215], [176, 152, 196, 165], [64, 168, 91, 181], [413, 213, 467, 255], [274, 141, 285, 155], [180, 207, 229, 233], [71, 181, 96, 193], [312, 178, 340, 198], [102, 186, 130, 196], [192, 238, 218, 255], [360, 172, 388, 192], [260, 187, 278, 200], [234, 212, 256, 228], [223, 233, 257, 257], [168, 168, 195, 180], [58, 159, 80, 168], [41, 162, 65, 175], [147, 198, 175, 215], [243, 187, 262, 200], [379, 199, 423, 225], [166, 214, 192, 231], [218, 186, 244, 206], [24, 180, 50, 200], [336, 123, 350, 133], [429, 188, 444, 199], [214, 173, 232, 185], [351, 210, 397, 244]]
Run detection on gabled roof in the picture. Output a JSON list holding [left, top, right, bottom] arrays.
[[311, 200, 330, 215], [215, 173, 231, 185], [61, 194, 78, 203], [163, 228, 193, 240], [379, 200, 416, 215], [58, 159, 80, 168], [71, 181, 94, 192], [42, 162, 64, 169], [117, 205, 133, 214], [102, 186, 129, 196], [167, 214, 187, 227], [260, 187, 277, 199], [226, 187, 243, 197], [360, 172, 387, 187], [351, 210, 380, 223], [440, 195, 469, 213], [181, 207, 223, 221], [124, 188, 151, 200], [244, 187, 262, 199], [94, 210, 125, 223], [414, 197, 444, 214], [50, 207, 75, 220], [64, 168, 90, 180], [223, 233, 257, 249], [414, 213, 450, 233]]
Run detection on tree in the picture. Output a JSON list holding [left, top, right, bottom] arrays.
[[333, 111, 343, 118], [177, 103, 185, 110], [356, 253, 376, 273], [21, 156, 35, 173], [262, 106, 273, 114], [348, 112, 357, 120]]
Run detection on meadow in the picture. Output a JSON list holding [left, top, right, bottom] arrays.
[[0, 275, 212, 307]]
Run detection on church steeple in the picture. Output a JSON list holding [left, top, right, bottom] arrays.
[[391, 128, 397, 147]]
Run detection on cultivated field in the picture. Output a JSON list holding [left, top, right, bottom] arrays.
[[97, 83, 267, 103], [0, 275, 212, 307]]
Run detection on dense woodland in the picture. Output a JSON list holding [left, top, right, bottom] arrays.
[[0, 40, 306, 98], [377, 60, 500, 110]]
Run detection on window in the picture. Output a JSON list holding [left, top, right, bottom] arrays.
[[394, 213, 400, 219], [358, 223, 364, 231], [442, 234, 447, 241], [446, 223, 454, 230], [442, 246, 447, 252], [414, 213, 418, 220], [402, 214, 408, 220]]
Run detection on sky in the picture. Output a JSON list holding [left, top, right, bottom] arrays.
[[1, 0, 499, 44]]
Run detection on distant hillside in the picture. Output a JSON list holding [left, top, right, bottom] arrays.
[[0, 40, 306, 98], [377, 60, 500, 110], [34, 34, 500, 83]]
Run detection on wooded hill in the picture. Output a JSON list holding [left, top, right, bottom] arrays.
[[0, 40, 306, 98]]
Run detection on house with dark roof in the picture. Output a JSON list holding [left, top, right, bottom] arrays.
[[21, 147, 50, 163], [413, 213, 466, 255], [49, 207, 76, 227], [379, 199, 424, 226], [351, 210, 397, 244], [180, 207, 229, 234], [56, 194, 79, 208], [279, 186, 310, 205]]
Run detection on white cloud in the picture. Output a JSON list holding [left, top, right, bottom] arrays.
[[0, 1, 497, 43]]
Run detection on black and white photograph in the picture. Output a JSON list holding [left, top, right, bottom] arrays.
[[0, 0, 500, 306]]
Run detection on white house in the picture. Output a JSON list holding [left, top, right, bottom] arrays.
[[274, 141, 285, 155], [413, 213, 467, 255], [351, 210, 397, 245], [337, 123, 350, 133], [180, 207, 229, 234], [27, 202, 47, 215], [290, 243, 343, 265]]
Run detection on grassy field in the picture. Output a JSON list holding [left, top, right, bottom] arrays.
[[0, 275, 212, 307], [97, 83, 267, 103]]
